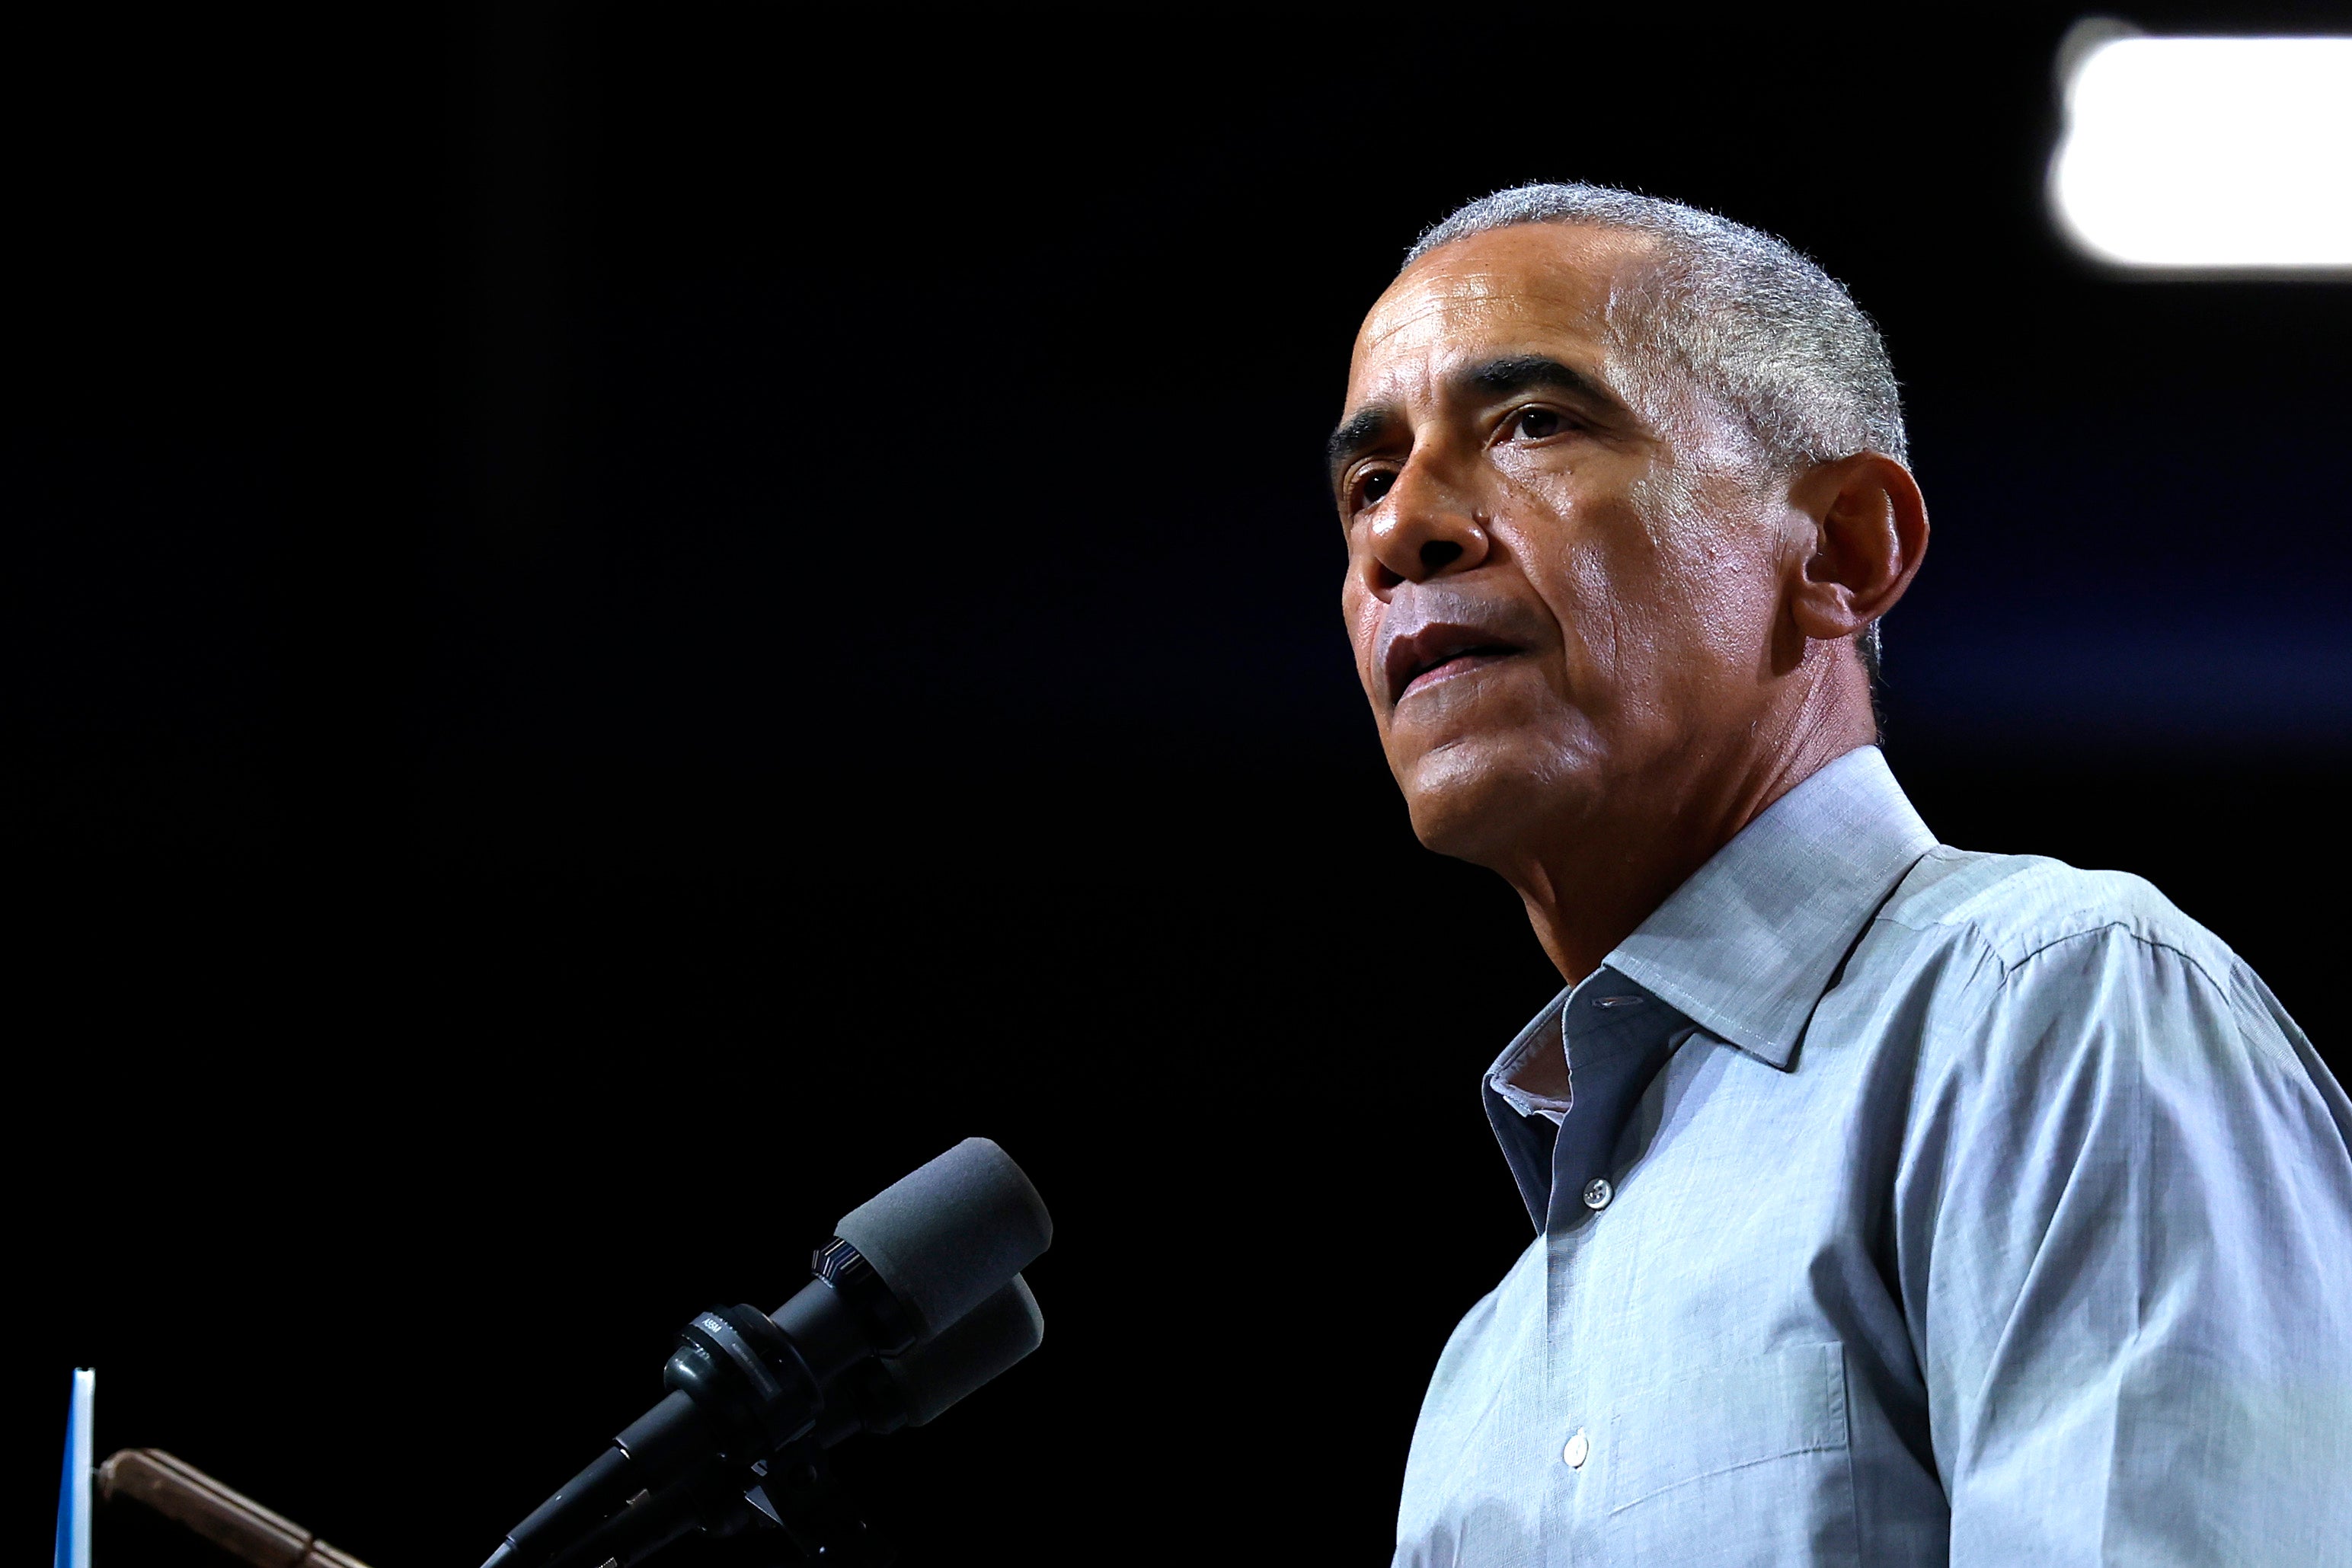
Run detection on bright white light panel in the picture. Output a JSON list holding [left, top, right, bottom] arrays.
[[2050, 34, 2352, 272]]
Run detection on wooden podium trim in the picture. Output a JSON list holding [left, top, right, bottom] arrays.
[[97, 1448, 374, 1568]]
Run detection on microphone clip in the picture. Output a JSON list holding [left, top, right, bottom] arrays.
[[548, 1443, 892, 1568], [663, 1305, 820, 1461], [741, 1446, 893, 1566]]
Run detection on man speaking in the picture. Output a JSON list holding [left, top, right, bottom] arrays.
[[1334, 184, 2352, 1565]]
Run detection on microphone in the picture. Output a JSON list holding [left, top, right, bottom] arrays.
[[871, 1272, 1046, 1433], [542, 1276, 1047, 1568], [485, 1138, 1050, 1568]]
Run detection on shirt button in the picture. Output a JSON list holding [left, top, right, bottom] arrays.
[[1563, 1429, 1590, 1469], [1583, 1177, 1613, 1210]]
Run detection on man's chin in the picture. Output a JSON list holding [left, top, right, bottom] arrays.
[[1397, 742, 1596, 867]]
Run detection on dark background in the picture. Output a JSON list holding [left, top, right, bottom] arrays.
[[11, 5, 2350, 1564]]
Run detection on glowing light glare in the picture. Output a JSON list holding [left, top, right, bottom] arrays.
[[2050, 35, 2352, 271]]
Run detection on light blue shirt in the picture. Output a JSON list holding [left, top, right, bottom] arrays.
[[1395, 746, 2352, 1566]]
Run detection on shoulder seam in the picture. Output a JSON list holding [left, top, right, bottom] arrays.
[[1950, 916, 2234, 998]]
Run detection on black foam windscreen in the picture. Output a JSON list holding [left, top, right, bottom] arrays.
[[832, 1138, 1052, 1342], [881, 1274, 1043, 1427]]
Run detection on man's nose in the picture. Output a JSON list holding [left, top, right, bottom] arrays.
[[1360, 461, 1492, 596]]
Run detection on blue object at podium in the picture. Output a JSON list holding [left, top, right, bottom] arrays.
[[55, 1368, 94, 1568]]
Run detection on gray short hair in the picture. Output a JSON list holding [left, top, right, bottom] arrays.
[[1406, 183, 1906, 470], [1406, 182, 1904, 679]]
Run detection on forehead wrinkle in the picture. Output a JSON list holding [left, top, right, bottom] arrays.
[[1353, 275, 1626, 421], [1357, 222, 1651, 361], [1357, 277, 1580, 377]]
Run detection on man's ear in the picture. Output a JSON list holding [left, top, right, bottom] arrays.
[[1785, 452, 1929, 642]]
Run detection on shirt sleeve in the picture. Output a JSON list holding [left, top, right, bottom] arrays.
[[1900, 924, 2352, 1565]]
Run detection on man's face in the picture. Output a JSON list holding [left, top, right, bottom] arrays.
[[1334, 224, 1799, 867]]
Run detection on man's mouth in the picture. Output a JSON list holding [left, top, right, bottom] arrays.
[[1401, 646, 1520, 699], [1385, 622, 1527, 705]]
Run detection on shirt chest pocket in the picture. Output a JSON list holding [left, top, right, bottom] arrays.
[[1605, 1343, 1852, 1517]]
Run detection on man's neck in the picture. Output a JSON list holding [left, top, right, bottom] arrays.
[[1507, 697, 1877, 984]]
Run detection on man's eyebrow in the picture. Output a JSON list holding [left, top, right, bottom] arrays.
[[1325, 404, 1401, 481], [1325, 356, 1631, 485], [1464, 353, 1622, 409]]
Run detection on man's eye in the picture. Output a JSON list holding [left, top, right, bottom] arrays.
[[1512, 407, 1566, 440], [1355, 470, 1397, 509]]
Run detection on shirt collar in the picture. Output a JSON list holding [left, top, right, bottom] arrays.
[[1486, 998, 1573, 1123], [1601, 745, 1936, 1071]]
